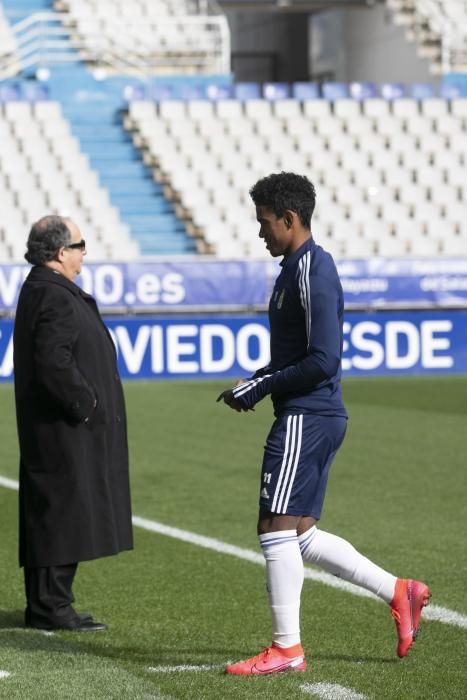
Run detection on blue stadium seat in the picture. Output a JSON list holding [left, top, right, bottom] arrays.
[[380, 82, 406, 99], [234, 82, 261, 100], [123, 84, 148, 102], [205, 83, 234, 100], [410, 82, 437, 99], [291, 82, 320, 100], [20, 81, 50, 101], [439, 81, 466, 98], [0, 83, 21, 101], [150, 83, 176, 101], [349, 81, 378, 100], [321, 82, 350, 100], [263, 82, 290, 100], [178, 83, 208, 100]]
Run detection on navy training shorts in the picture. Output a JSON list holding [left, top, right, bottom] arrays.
[[259, 413, 347, 519]]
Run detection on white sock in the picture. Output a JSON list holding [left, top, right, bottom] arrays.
[[259, 530, 304, 648], [298, 526, 397, 603]]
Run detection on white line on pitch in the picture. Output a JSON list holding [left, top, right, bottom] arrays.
[[1, 475, 466, 630], [131, 515, 467, 630], [0, 671, 11, 679], [301, 682, 368, 700], [0, 476, 19, 491], [0, 629, 54, 636], [147, 664, 225, 673]]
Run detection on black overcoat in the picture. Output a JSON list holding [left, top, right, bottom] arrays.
[[13, 266, 133, 567]]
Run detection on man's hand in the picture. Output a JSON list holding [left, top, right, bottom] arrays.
[[216, 380, 254, 412]]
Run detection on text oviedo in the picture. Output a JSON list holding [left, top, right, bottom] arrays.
[[1, 312, 465, 380]]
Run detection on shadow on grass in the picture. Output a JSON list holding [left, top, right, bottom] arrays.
[[0, 610, 396, 670], [76, 639, 247, 666], [0, 608, 244, 668], [0, 609, 23, 629], [314, 651, 399, 664]]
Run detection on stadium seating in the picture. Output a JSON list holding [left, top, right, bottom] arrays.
[[0, 100, 139, 261], [1, 0, 229, 78], [124, 94, 467, 259], [0, 83, 466, 262], [387, 0, 467, 74], [53, 0, 229, 76], [0, 4, 16, 72], [60, 101, 196, 256]]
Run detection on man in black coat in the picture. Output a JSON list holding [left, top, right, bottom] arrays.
[[13, 215, 133, 631]]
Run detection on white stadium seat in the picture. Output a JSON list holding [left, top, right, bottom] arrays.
[[333, 99, 362, 120], [391, 98, 419, 119], [375, 236, 409, 257], [303, 100, 332, 119], [0, 101, 138, 261], [273, 99, 302, 119], [409, 235, 441, 256], [362, 98, 390, 118], [4, 7, 464, 263], [66, 92, 467, 260], [421, 98, 449, 118]]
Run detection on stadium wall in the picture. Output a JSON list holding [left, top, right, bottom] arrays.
[[225, 4, 433, 84], [310, 4, 433, 84], [225, 10, 309, 82], [1, 260, 467, 381], [0, 311, 466, 381]]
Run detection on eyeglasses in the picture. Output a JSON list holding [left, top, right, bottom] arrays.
[[66, 239, 86, 251]]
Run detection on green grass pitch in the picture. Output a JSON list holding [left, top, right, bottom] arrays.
[[0, 376, 466, 699]]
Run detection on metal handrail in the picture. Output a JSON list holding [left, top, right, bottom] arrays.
[[0, 9, 230, 79]]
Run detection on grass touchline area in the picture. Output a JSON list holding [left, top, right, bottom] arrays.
[[1, 476, 466, 631], [1, 377, 466, 699]]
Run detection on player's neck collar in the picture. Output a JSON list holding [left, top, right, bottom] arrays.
[[281, 236, 314, 267]]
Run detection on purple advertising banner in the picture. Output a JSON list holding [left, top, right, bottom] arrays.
[[1, 258, 467, 313]]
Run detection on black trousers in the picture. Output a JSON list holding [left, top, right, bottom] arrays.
[[24, 563, 79, 627]]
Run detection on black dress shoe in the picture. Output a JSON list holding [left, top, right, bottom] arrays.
[[78, 611, 93, 622], [27, 617, 107, 632], [25, 607, 93, 627], [59, 618, 107, 632]]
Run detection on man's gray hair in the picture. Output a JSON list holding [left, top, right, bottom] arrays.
[[25, 216, 72, 265]]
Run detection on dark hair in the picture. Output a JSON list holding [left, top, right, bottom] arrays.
[[25, 215, 72, 265], [249, 172, 316, 228]]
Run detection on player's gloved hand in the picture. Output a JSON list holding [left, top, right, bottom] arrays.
[[216, 385, 254, 412]]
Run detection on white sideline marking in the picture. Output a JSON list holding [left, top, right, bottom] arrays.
[[132, 515, 467, 630], [147, 664, 224, 673], [1, 476, 467, 630], [301, 682, 368, 699], [422, 604, 467, 626], [0, 476, 18, 491], [0, 671, 11, 679], [0, 629, 54, 636]]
